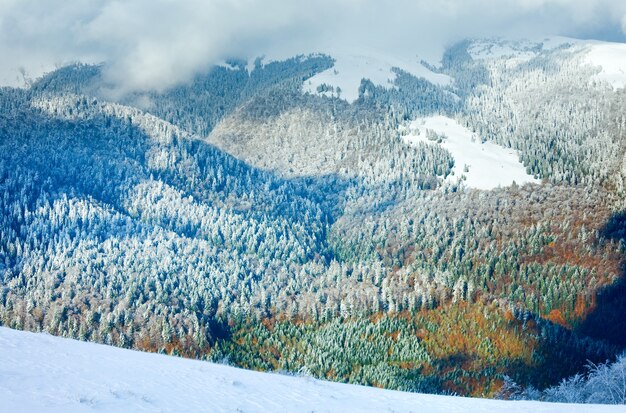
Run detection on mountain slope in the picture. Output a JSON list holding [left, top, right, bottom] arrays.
[[0, 326, 620, 413]]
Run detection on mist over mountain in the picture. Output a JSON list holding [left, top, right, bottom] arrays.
[[2, 0, 626, 93]]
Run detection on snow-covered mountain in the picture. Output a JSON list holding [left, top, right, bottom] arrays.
[[466, 36, 626, 89], [1, 35, 626, 404], [296, 37, 626, 103], [0, 327, 620, 413]]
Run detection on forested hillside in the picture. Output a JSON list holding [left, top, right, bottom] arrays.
[[1, 38, 625, 399]]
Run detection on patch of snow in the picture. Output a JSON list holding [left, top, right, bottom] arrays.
[[0, 327, 620, 413], [537, 36, 582, 51], [302, 50, 451, 103], [583, 43, 626, 90], [402, 116, 539, 190]]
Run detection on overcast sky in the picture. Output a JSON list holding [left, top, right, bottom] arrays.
[[1, 0, 625, 93]]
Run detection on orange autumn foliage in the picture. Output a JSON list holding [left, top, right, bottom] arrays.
[[545, 309, 569, 328]]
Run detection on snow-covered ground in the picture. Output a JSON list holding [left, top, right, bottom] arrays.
[[0, 327, 621, 413], [301, 50, 451, 103], [583, 42, 626, 89], [401, 115, 539, 190]]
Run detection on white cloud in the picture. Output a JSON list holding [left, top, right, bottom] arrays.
[[1, 0, 625, 93]]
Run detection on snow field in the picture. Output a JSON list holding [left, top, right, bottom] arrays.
[[301, 50, 451, 103], [401, 115, 539, 190]]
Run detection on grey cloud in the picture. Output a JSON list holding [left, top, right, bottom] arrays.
[[1, 0, 625, 92]]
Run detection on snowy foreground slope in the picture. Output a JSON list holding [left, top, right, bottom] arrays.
[[0, 327, 621, 413]]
